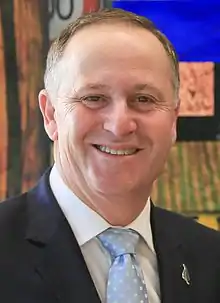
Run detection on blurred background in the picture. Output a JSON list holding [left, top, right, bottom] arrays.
[[0, 0, 219, 229]]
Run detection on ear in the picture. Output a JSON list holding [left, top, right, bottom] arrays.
[[38, 89, 58, 141], [171, 99, 180, 144]]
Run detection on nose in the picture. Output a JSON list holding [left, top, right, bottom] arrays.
[[103, 101, 137, 137]]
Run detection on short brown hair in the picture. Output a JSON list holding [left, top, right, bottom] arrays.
[[45, 8, 180, 97]]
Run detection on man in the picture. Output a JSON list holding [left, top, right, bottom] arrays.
[[0, 8, 220, 303]]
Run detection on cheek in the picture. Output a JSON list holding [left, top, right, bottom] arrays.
[[60, 107, 98, 145], [152, 112, 175, 134], [143, 112, 175, 148]]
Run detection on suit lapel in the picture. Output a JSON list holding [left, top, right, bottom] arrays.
[[25, 169, 100, 303], [151, 204, 193, 303]]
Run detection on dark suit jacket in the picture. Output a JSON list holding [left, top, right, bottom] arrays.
[[0, 169, 220, 303]]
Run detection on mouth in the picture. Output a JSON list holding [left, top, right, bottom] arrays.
[[93, 144, 140, 156]]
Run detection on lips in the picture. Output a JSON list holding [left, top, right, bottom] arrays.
[[93, 144, 139, 156]]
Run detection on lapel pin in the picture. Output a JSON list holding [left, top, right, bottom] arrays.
[[182, 264, 190, 285]]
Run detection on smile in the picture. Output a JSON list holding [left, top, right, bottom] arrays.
[[94, 145, 139, 156]]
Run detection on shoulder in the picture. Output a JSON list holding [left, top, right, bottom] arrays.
[[0, 193, 28, 233], [154, 206, 220, 253]]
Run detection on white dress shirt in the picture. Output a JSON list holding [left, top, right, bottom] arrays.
[[49, 165, 161, 303]]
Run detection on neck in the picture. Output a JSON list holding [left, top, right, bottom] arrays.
[[55, 161, 151, 226], [91, 195, 149, 226]]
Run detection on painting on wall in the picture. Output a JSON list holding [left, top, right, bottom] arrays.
[[179, 62, 214, 117], [178, 62, 220, 141]]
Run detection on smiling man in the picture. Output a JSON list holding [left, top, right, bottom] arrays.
[[0, 8, 220, 303]]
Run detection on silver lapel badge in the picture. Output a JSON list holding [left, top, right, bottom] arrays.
[[182, 264, 190, 285]]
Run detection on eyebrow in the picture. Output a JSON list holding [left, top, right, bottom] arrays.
[[80, 84, 110, 90], [77, 83, 165, 99], [132, 83, 165, 99]]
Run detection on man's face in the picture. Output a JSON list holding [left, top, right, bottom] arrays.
[[40, 23, 179, 196]]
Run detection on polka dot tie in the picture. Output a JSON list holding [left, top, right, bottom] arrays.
[[98, 228, 148, 303]]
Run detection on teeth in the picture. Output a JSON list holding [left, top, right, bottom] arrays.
[[96, 145, 137, 155]]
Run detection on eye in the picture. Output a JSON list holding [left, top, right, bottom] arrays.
[[82, 95, 101, 102], [136, 95, 154, 103], [80, 95, 107, 109], [130, 94, 158, 112]]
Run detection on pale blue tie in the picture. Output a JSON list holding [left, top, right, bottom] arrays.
[[98, 228, 148, 303]]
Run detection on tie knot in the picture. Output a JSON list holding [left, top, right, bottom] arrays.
[[98, 228, 139, 258]]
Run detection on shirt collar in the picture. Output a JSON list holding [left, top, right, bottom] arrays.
[[49, 165, 155, 253]]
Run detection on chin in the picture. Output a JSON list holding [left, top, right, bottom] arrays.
[[95, 186, 132, 196], [89, 175, 137, 196]]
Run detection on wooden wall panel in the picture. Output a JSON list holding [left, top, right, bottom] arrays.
[[13, 0, 50, 193], [0, 0, 50, 199], [0, 9, 7, 200]]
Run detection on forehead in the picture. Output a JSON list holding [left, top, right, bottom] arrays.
[[59, 23, 174, 95]]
